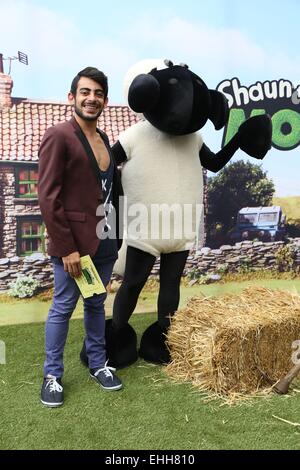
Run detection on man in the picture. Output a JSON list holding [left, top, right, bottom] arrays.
[[38, 67, 123, 407]]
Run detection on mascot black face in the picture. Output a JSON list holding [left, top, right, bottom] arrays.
[[147, 65, 211, 135], [128, 61, 214, 135]]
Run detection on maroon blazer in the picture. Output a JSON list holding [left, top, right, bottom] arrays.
[[38, 117, 122, 258]]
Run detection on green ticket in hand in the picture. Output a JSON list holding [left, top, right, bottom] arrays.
[[75, 255, 106, 298]]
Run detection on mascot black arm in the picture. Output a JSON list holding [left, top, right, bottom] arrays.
[[112, 141, 128, 165], [200, 133, 239, 173], [200, 114, 272, 173]]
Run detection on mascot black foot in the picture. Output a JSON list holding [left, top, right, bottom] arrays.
[[80, 319, 138, 369], [139, 321, 171, 364]]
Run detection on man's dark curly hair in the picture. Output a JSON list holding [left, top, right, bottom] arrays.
[[70, 67, 108, 97]]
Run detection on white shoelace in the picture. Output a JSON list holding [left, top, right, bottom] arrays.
[[46, 375, 63, 393], [94, 360, 116, 379]]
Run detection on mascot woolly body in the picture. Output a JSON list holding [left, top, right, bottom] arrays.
[[80, 59, 272, 369]]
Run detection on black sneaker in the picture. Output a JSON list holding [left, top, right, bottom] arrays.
[[41, 375, 64, 407], [90, 361, 123, 391]]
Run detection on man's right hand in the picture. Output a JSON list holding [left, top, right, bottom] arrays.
[[62, 251, 82, 278]]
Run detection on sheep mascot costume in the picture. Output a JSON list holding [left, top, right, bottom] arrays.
[[80, 59, 272, 368]]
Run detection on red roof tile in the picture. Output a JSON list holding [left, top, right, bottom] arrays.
[[0, 98, 140, 163]]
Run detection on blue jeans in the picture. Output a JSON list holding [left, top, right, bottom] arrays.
[[44, 251, 115, 378]]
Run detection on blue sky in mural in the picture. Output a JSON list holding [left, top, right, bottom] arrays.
[[0, 0, 299, 196]]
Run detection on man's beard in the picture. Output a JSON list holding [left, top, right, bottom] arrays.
[[74, 104, 102, 122]]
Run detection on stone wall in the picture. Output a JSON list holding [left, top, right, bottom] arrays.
[[0, 166, 15, 257], [0, 165, 40, 258], [188, 239, 300, 275], [149, 239, 300, 277], [0, 253, 53, 291], [1, 239, 300, 292], [0, 168, 5, 258]]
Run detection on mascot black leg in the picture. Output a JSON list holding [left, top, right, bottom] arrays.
[[139, 250, 189, 364], [107, 246, 156, 368]]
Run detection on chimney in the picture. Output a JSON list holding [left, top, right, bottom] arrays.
[[0, 54, 14, 110]]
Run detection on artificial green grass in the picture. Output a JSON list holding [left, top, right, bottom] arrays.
[[0, 312, 300, 450]]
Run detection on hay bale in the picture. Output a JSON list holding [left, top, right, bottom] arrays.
[[166, 287, 300, 397]]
